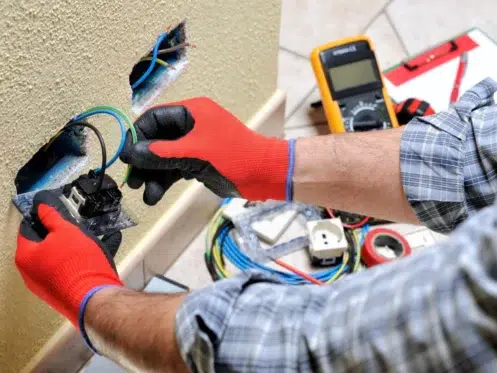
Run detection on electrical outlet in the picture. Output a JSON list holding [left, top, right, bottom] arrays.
[[307, 218, 348, 261], [12, 128, 136, 237], [13, 176, 136, 237]]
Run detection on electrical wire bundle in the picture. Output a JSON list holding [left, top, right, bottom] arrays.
[[46, 105, 138, 191], [131, 29, 195, 90], [205, 201, 369, 285]]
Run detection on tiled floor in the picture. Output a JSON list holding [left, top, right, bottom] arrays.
[[164, 0, 497, 289]]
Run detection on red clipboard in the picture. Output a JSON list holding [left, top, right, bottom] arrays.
[[385, 34, 479, 86]]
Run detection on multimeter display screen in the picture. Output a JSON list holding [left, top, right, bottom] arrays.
[[328, 59, 378, 91]]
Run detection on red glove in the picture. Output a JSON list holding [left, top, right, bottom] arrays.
[[120, 97, 295, 205], [16, 190, 123, 351]]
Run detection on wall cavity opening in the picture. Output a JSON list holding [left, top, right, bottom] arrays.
[[13, 125, 137, 236], [15, 127, 88, 195], [130, 21, 190, 115]]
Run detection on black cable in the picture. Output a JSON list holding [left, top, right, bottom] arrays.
[[218, 221, 234, 268], [344, 230, 356, 274], [204, 253, 219, 281], [62, 121, 107, 193]]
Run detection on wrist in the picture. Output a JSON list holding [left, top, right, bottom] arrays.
[[79, 285, 124, 354], [292, 136, 334, 204], [286, 139, 296, 201], [86, 287, 125, 312]]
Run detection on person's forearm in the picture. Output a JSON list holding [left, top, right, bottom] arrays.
[[85, 288, 188, 373], [293, 127, 419, 223]]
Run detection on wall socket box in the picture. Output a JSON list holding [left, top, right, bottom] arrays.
[[12, 124, 136, 237], [130, 21, 189, 114]]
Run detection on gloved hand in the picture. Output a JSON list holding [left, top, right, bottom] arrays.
[[120, 97, 295, 205], [16, 190, 123, 351]]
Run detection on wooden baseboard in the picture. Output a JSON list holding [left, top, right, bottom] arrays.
[[22, 89, 286, 373]]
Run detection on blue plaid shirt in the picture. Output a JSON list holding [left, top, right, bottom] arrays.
[[176, 78, 497, 373]]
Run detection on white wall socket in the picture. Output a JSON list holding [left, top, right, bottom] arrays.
[[307, 218, 348, 259]]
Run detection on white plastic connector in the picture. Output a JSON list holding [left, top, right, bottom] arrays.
[[251, 209, 297, 244], [222, 198, 249, 221], [306, 218, 348, 259], [59, 187, 85, 222]]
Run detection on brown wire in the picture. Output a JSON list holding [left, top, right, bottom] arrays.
[[157, 42, 195, 55]]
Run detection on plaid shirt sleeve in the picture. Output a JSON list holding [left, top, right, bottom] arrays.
[[175, 79, 497, 372], [176, 202, 497, 372], [400, 78, 497, 233]]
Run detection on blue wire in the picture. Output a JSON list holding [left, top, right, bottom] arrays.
[[131, 32, 168, 89], [219, 226, 346, 285], [223, 233, 342, 284], [222, 198, 233, 206], [72, 110, 126, 172], [217, 198, 359, 284], [360, 224, 370, 246]]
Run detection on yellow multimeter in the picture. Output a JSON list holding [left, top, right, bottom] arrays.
[[311, 36, 398, 133]]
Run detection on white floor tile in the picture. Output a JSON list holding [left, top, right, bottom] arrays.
[[364, 13, 408, 70], [280, 0, 390, 56], [278, 49, 316, 118], [284, 87, 326, 129], [387, 0, 497, 55], [164, 227, 213, 290]]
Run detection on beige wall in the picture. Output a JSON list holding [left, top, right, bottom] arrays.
[[0, 1, 281, 371]]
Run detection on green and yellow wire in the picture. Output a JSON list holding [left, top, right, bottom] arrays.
[[205, 206, 230, 279], [78, 105, 138, 187], [140, 57, 174, 69], [352, 229, 363, 272]]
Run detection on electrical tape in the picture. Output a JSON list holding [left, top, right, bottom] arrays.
[[362, 227, 411, 267]]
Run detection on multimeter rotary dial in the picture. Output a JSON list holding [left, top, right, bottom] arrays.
[[348, 101, 385, 132]]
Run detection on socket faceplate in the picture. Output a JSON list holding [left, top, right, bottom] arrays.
[[12, 188, 136, 236]]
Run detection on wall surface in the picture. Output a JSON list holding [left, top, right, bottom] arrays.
[[0, 0, 281, 371]]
